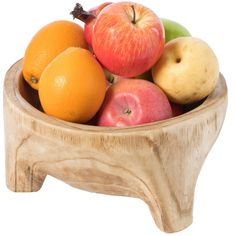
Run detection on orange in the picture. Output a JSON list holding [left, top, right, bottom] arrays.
[[23, 20, 88, 90], [38, 47, 107, 123]]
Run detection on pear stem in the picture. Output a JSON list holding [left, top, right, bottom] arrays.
[[131, 5, 136, 24], [70, 3, 96, 24]]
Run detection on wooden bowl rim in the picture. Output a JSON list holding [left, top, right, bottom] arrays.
[[4, 59, 227, 134]]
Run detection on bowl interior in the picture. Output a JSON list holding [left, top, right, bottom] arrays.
[[18, 73, 206, 126], [18, 73, 42, 111]]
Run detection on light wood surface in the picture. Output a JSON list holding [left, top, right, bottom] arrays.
[[4, 59, 227, 233]]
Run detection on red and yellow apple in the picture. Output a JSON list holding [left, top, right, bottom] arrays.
[[72, 2, 165, 78], [97, 79, 172, 127], [93, 2, 165, 77]]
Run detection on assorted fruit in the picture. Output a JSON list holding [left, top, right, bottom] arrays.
[[22, 1, 220, 127]]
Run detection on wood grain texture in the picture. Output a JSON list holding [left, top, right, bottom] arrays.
[[4, 60, 227, 233]]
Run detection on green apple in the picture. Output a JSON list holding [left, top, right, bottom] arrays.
[[152, 37, 219, 104], [161, 18, 191, 43]]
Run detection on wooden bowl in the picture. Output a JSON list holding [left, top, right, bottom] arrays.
[[4, 59, 227, 233]]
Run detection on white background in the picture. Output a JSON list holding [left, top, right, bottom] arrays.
[[0, 0, 235, 235]]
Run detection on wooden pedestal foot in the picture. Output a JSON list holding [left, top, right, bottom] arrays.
[[5, 142, 46, 192]]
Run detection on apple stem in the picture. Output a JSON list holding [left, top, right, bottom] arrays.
[[70, 3, 96, 24], [131, 5, 136, 24]]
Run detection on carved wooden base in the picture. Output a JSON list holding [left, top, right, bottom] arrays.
[[4, 60, 227, 233]]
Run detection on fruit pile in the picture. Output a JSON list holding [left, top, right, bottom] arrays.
[[22, 2, 219, 127]]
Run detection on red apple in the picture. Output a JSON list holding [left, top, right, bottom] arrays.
[[97, 79, 172, 127], [71, 2, 165, 77], [92, 2, 165, 77]]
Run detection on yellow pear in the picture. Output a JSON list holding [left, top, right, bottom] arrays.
[[152, 37, 219, 104]]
